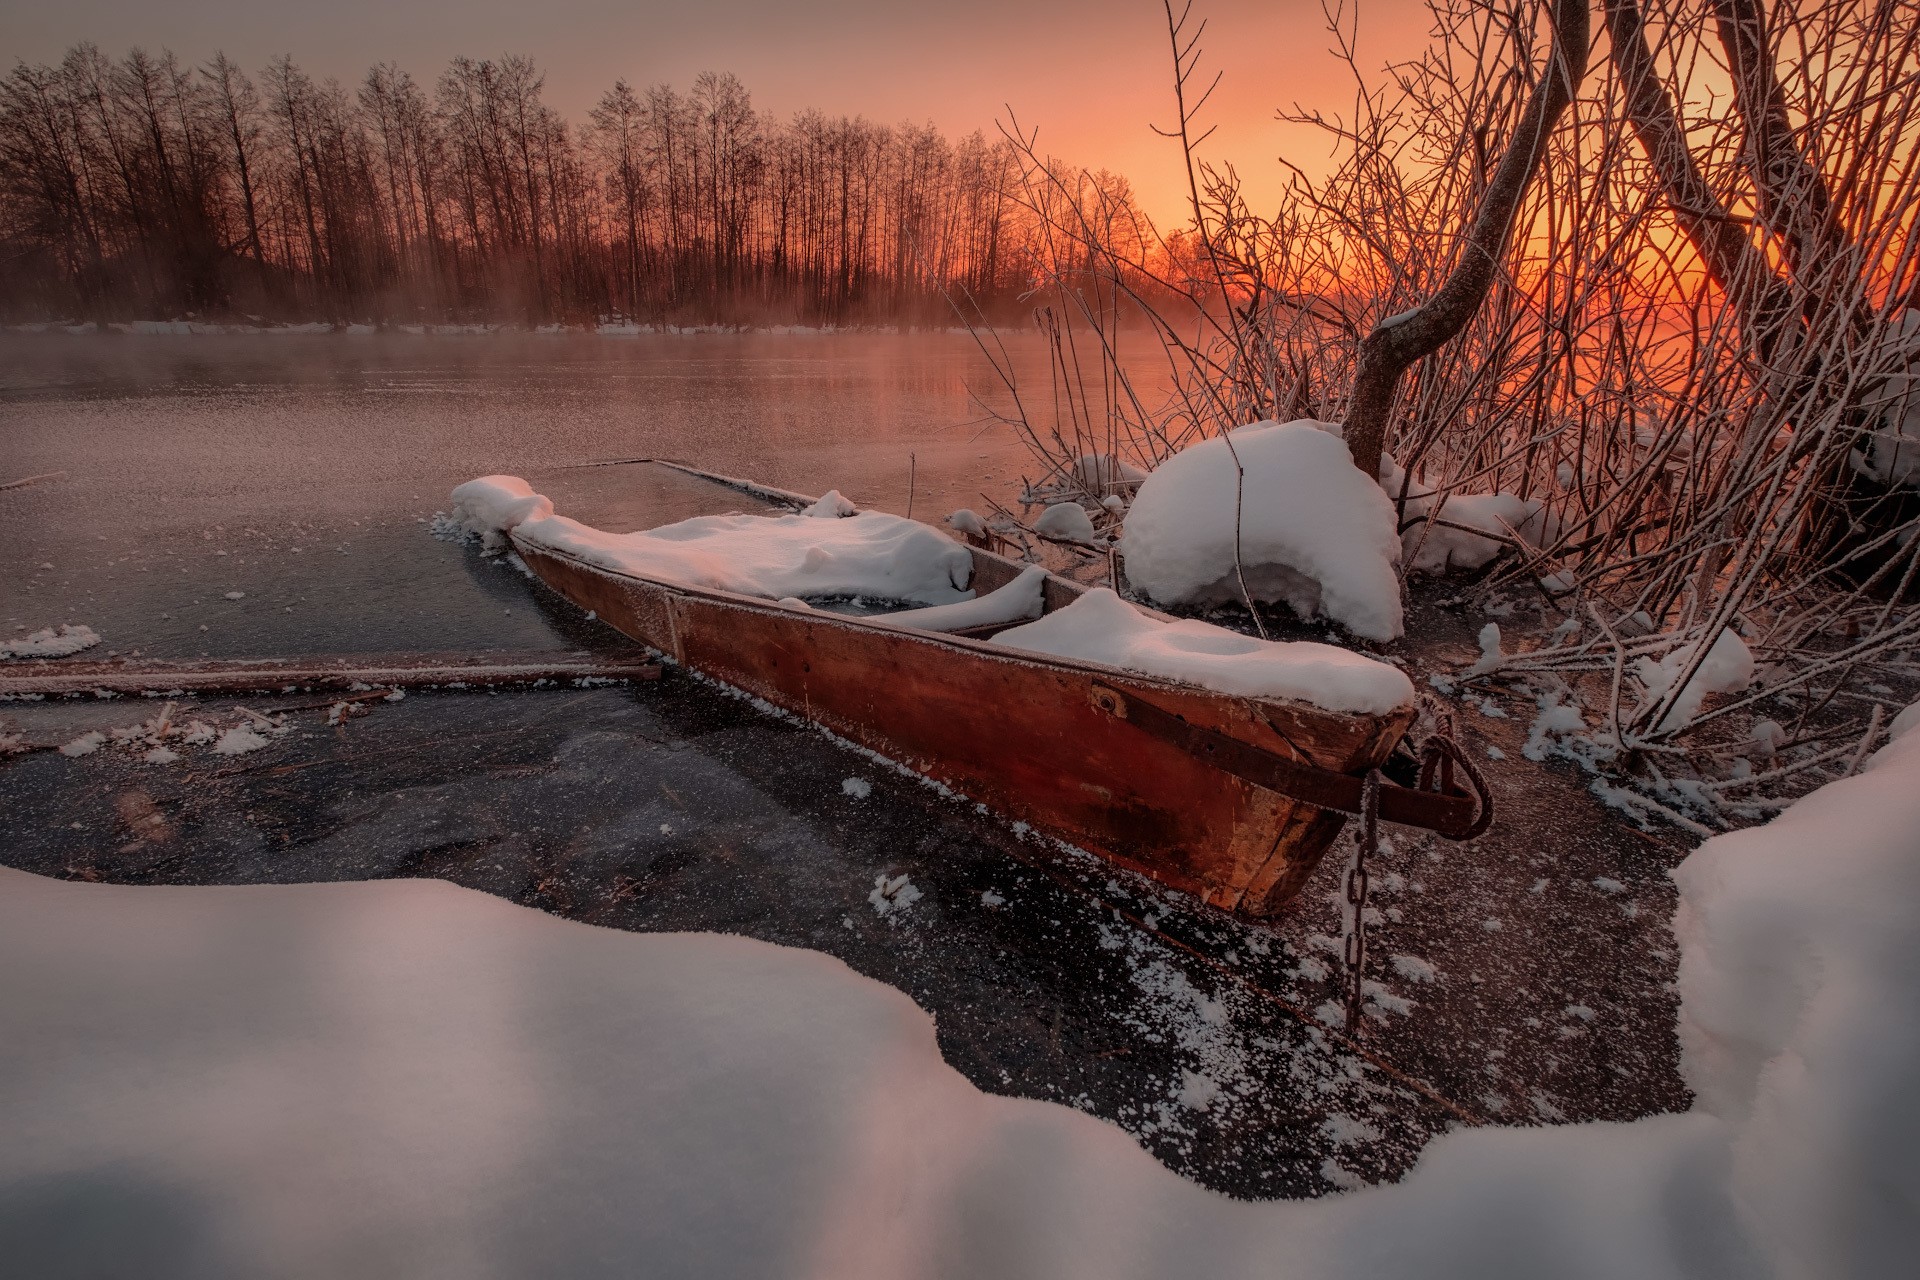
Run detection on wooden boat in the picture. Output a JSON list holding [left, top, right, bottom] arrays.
[[506, 462, 1489, 917]]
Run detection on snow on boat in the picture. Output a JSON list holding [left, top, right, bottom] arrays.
[[448, 465, 1489, 917]]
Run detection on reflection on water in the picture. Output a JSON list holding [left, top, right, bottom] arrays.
[[0, 331, 1108, 659]]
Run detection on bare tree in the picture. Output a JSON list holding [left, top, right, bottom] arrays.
[[1343, 0, 1592, 481]]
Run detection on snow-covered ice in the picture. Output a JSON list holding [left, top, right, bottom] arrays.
[[1121, 421, 1405, 640], [992, 588, 1415, 715], [1, 623, 102, 659]]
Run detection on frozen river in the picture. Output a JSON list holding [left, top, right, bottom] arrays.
[[0, 330, 1049, 659]]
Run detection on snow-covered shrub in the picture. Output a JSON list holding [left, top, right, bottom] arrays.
[[1121, 421, 1405, 640], [1033, 502, 1100, 544]]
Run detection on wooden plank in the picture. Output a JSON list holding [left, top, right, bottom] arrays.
[[0, 652, 662, 698]]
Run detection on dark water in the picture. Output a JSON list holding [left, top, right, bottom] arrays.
[[0, 332, 1691, 1199]]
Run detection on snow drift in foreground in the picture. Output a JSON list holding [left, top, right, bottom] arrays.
[[7, 716, 1917, 1277], [1121, 422, 1405, 640], [0, 623, 102, 660], [994, 588, 1415, 715], [449, 475, 973, 606]]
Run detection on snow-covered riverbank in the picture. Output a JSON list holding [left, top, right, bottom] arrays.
[[3, 701, 1913, 1277]]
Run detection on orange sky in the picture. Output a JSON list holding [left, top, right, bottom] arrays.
[[11, 0, 1437, 225]]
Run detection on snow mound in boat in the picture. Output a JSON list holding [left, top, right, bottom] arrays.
[[450, 475, 975, 605], [873, 564, 1048, 633], [448, 475, 555, 552], [991, 588, 1414, 715], [524, 513, 976, 605], [1120, 421, 1405, 640], [1383, 457, 1559, 575]]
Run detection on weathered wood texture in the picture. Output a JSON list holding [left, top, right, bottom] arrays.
[[516, 541, 1410, 916], [0, 652, 662, 698]]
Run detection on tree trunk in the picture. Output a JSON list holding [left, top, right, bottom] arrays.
[[1344, 0, 1591, 483]]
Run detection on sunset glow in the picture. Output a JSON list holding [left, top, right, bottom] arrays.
[[8, 0, 1437, 226]]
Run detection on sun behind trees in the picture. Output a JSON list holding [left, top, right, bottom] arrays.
[[0, 48, 1070, 327]]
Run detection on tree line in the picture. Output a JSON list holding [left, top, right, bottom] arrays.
[[0, 46, 1082, 326]]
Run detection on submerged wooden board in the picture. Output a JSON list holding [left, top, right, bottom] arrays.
[[0, 652, 662, 698], [514, 539, 1412, 917]]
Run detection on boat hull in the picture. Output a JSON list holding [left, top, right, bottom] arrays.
[[514, 539, 1412, 916]]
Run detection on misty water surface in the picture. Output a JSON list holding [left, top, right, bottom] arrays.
[[0, 330, 1096, 659]]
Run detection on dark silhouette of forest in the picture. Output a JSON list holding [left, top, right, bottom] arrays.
[[0, 46, 1101, 327]]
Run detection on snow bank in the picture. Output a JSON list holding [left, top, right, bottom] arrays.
[[450, 475, 974, 605], [992, 588, 1414, 715], [3, 720, 1918, 1277], [0, 623, 102, 660], [1121, 422, 1405, 641], [873, 564, 1047, 633], [1661, 709, 1920, 1276]]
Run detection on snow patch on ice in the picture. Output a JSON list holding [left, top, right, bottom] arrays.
[[211, 726, 273, 756], [868, 873, 921, 916], [1390, 954, 1437, 983], [1, 624, 102, 660], [841, 776, 872, 799]]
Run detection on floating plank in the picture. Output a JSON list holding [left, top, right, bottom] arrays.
[[0, 651, 662, 698]]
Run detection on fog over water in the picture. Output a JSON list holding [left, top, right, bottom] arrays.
[[0, 331, 1108, 659]]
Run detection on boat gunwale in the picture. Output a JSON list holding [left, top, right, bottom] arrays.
[[509, 532, 1409, 728]]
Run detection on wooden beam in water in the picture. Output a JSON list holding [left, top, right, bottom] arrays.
[[0, 652, 662, 698]]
